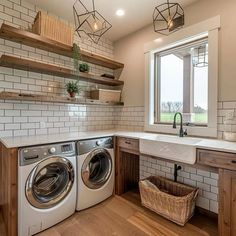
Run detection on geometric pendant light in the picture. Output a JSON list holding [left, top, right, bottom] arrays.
[[153, 0, 184, 35], [73, 0, 112, 44], [192, 45, 208, 68]]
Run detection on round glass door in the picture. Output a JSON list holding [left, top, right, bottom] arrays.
[[81, 149, 112, 189], [26, 156, 74, 209]]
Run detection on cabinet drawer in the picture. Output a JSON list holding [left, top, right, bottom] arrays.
[[197, 149, 236, 171], [117, 137, 139, 152]]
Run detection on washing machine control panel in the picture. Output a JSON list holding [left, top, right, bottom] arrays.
[[19, 142, 76, 166], [77, 137, 113, 155]]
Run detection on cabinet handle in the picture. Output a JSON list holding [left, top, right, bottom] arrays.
[[125, 141, 131, 145], [232, 160, 236, 164]]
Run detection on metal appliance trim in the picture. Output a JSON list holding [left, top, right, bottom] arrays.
[[25, 156, 75, 209], [81, 148, 112, 190]]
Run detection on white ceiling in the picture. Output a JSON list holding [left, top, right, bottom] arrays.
[[26, 0, 198, 41]]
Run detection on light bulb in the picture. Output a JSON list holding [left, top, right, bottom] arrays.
[[94, 22, 98, 30], [167, 16, 173, 29]]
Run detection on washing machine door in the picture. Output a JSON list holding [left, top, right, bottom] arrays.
[[26, 156, 74, 209], [81, 148, 112, 189]]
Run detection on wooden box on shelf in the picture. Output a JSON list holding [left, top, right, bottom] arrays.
[[91, 89, 121, 102], [32, 11, 74, 46]]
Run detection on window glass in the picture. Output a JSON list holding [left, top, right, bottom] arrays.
[[156, 39, 208, 125], [159, 54, 183, 123]]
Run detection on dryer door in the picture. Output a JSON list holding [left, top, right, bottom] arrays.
[[81, 148, 112, 189], [26, 156, 74, 209]]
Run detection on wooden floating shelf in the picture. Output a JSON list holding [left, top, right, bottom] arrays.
[[0, 23, 124, 70], [0, 92, 124, 106], [0, 55, 124, 86]]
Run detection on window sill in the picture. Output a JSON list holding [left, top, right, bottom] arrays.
[[145, 123, 217, 138]]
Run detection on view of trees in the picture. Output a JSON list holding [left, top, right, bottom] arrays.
[[161, 102, 206, 113], [161, 102, 183, 113]]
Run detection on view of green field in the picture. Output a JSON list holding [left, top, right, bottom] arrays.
[[160, 113, 207, 124]]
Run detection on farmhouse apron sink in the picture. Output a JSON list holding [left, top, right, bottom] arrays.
[[140, 134, 202, 164]]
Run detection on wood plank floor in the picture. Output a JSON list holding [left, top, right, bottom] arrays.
[[0, 191, 218, 236], [36, 191, 218, 236]]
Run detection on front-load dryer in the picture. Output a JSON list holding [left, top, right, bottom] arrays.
[[76, 137, 114, 211], [18, 142, 77, 236]]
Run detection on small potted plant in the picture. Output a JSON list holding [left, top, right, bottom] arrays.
[[65, 81, 80, 98], [79, 63, 89, 73]]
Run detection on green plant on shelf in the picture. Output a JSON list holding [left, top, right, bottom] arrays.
[[79, 63, 89, 73], [65, 81, 80, 98]]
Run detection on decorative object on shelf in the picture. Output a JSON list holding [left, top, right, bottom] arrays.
[[91, 89, 121, 102], [192, 45, 208, 67], [73, 0, 112, 44], [79, 63, 89, 73], [32, 11, 74, 46], [153, 0, 184, 35], [65, 81, 80, 98], [101, 74, 115, 79]]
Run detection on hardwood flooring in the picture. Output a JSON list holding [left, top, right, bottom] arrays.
[[36, 191, 218, 236], [0, 191, 218, 236]]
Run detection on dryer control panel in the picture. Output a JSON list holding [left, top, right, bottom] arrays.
[[19, 142, 75, 166], [77, 137, 113, 155]]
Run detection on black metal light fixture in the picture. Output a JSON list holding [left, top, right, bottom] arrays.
[[153, 0, 184, 35], [73, 0, 112, 44], [192, 45, 208, 67]]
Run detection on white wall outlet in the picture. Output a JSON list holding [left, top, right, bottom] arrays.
[[40, 122, 46, 129]]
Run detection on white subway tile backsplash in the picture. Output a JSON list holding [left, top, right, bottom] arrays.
[[5, 109, 20, 116], [190, 173, 204, 182], [10, 0, 21, 5], [4, 7, 20, 18], [210, 200, 218, 214], [13, 117, 27, 123], [13, 4, 28, 14], [211, 186, 219, 194], [0, 81, 13, 88], [203, 191, 218, 201], [210, 173, 219, 180], [196, 197, 210, 210], [5, 123, 20, 130], [197, 169, 211, 177], [0, 12, 13, 22], [204, 177, 218, 187], [197, 182, 211, 192], [14, 129, 28, 136]]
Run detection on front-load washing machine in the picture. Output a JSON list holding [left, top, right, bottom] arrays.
[[18, 142, 77, 236], [76, 137, 114, 211]]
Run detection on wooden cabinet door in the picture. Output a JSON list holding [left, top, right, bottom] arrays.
[[219, 169, 236, 236], [115, 137, 140, 195]]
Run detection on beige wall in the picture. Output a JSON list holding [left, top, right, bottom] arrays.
[[114, 0, 236, 106]]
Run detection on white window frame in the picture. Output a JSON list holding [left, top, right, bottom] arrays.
[[144, 16, 220, 138]]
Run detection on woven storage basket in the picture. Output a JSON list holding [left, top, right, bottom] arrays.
[[91, 89, 121, 102], [32, 11, 74, 46], [139, 176, 199, 226]]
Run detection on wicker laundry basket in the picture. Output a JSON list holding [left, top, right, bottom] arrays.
[[32, 11, 74, 46], [139, 176, 199, 226]]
